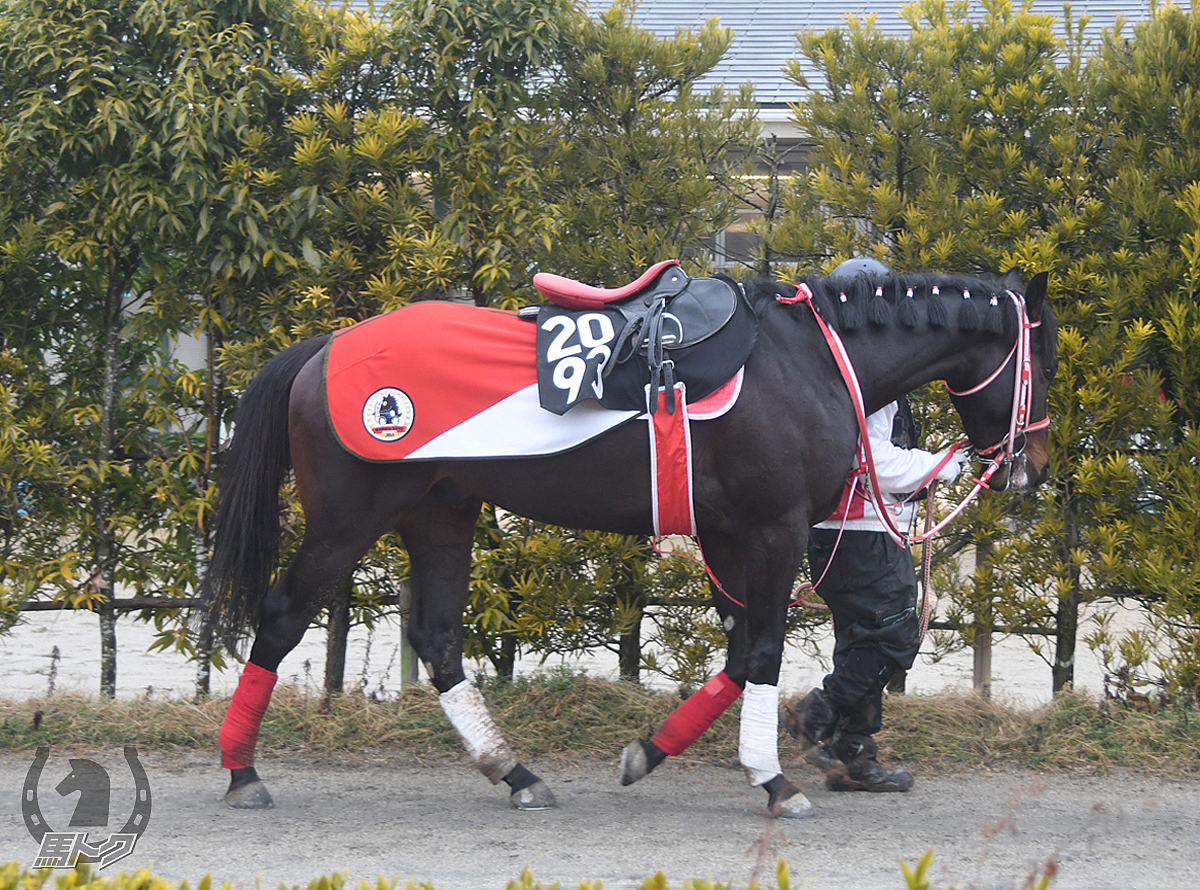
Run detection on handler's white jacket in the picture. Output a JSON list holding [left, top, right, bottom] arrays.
[[814, 401, 958, 534]]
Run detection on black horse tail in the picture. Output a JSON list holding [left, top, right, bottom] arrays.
[[202, 335, 332, 654]]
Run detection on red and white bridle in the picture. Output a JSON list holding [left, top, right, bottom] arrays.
[[779, 283, 1049, 546], [945, 289, 1049, 463]]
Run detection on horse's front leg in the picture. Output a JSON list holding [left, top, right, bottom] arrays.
[[621, 527, 811, 818], [397, 496, 556, 811], [618, 607, 744, 783], [735, 589, 810, 817]]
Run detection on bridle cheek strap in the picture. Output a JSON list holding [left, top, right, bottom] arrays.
[[785, 284, 1047, 547], [946, 290, 1046, 461]]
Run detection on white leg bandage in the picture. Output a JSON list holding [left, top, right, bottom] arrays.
[[739, 681, 782, 787], [439, 680, 519, 784]]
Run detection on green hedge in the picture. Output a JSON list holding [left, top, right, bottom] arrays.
[[0, 855, 1055, 890]]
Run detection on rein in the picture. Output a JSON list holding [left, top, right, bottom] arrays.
[[918, 479, 938, 642], [779, 283, 1046, 549], [662, 280, 1047, 615]]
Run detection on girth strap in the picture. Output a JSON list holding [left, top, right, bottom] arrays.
[[647, 381, 695, 535]]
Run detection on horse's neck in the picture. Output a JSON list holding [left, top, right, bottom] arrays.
[[842, 326, 977, 415]]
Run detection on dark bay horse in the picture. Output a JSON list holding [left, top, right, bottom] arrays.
[[202, 266, 1057, 818]]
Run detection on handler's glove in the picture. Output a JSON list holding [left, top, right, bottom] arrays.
[[934, 449, 967, 482]]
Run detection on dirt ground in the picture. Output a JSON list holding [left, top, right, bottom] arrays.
[[3, 748, 1199, 890]]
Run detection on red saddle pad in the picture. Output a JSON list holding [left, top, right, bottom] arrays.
[[323, 301, 636, 462]]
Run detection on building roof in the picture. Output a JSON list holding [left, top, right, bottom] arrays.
[[344, 1, 1188, 113], [618, 0, 1186, 109]]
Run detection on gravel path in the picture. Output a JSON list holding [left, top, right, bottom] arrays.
[[3, 749, 1198, 890]]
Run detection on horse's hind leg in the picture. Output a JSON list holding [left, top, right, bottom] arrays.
[[397, 489, 556, 811], [221, 536, 378, 809]]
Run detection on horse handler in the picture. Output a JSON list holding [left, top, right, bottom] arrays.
[[786, 258, 965, 792]]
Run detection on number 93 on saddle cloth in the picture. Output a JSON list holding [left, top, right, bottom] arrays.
[[529, 262, 758, 416]]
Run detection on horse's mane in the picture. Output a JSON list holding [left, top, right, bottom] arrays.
[[738, 272, 1020, 340]]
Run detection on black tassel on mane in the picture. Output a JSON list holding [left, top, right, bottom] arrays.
[[958, 288, 982, 331], [836, 288, 864, 330], [926, 285, 950, 328], [897, 285, 919, 328], [868, 284, 892, 326], [983, 294, 1007, 335]]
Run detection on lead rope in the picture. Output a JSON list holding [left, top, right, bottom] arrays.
[[918, 479, 938, 645]]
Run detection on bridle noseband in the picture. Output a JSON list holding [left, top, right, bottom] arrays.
[[780, 283, 1050, 546]]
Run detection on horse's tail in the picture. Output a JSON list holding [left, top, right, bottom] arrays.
[[202, 334, 332, 653]]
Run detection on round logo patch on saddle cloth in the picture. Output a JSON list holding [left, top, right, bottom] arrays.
[[361, 387, 415, 441]]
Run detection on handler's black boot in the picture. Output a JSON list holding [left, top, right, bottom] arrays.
[[784, 688, 841, 772], [827, 732, 913, 792]]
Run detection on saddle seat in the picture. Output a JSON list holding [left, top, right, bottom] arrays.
[[534, 260, 682, 310]]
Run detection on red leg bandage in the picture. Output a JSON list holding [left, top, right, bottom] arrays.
[[219, 662, 278, 769], [651, 671, 743, 756]]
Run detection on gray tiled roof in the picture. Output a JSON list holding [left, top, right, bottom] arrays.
[[617, 0, 1184, 106], [344, 1, 1187, 108]]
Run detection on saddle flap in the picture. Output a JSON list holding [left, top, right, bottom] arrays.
[[642, 276, 739, 349]]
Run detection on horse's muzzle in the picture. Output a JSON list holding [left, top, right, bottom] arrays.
[[991, 452, 1049, 493]]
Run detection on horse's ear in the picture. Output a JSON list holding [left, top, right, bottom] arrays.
[[1024, 271, 1049, 321], [1001, 266, 1025, 292], [1001, 267, 1049, 321]]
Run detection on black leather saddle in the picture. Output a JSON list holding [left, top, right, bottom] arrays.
[[528, 261, 757, 415]]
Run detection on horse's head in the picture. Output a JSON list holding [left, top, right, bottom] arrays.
[[56, 758, 109, 796], [947, 268, 1057, 492]]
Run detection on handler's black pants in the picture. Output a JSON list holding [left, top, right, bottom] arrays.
[[807, 528, 920, 737]]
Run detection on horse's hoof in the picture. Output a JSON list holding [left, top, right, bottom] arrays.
[[509, 779, 556, 811], [619, 739, 650, 786], [771, 789, 813, 819], [225, 780, 274, 809]]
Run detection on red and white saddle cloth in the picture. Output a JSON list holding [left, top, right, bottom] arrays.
[[323, 301, 742, 534]]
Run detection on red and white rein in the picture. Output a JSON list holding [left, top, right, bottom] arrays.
[[779, 282, 1047, 548], [676, 281, 1047, 612]]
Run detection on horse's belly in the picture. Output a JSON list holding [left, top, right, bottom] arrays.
[[446, 425, 656, 534]]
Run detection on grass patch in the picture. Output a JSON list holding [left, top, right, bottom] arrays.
[[1, 673, 1197, 775], [873, 689, 1200, 776]]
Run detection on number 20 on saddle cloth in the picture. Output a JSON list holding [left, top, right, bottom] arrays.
[[323, 275, 757, 534]]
